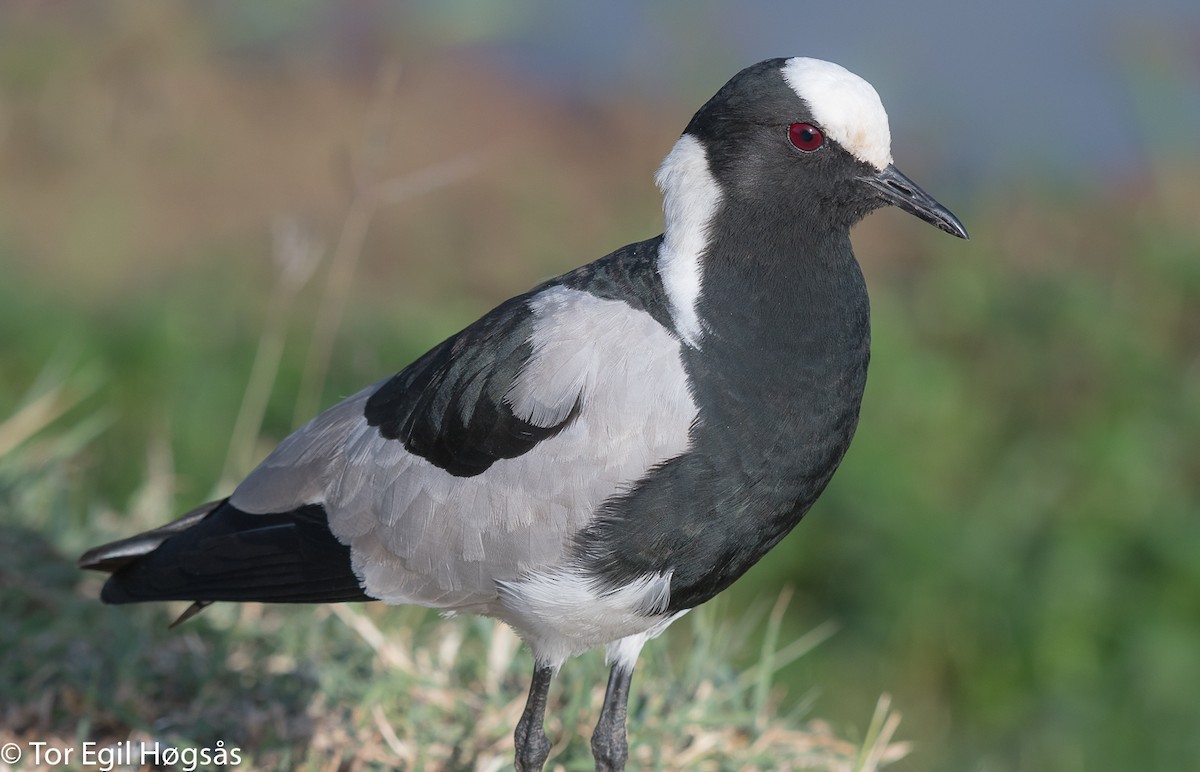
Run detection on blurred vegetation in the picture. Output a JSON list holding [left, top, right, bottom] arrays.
[[1, 3, 1198, 771]]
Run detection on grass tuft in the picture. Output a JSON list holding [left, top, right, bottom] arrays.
[[2, 499, 907, 771]]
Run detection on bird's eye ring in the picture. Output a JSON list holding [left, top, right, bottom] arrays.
[[788, 122, 825, 152]]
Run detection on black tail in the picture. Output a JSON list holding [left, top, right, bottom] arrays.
[[79, 499, 371, 608]]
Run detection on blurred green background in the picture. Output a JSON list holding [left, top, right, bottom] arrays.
[[2, 3, 1198, 770]]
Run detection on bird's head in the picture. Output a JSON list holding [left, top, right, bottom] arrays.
[[657, 57, 968, 242]]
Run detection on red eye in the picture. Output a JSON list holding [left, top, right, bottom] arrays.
[[788, 122, 824, 152]]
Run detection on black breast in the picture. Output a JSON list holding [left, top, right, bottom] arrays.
[[578, 228, 872, 612]]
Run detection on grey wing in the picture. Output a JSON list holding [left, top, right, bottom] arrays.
[[229, 285, 698, 610]]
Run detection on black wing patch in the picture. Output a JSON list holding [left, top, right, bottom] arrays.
[[364, 294, 581, 477]]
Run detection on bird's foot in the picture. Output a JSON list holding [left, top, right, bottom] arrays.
[[590, 722, 628, 772], [514, 714, 551, 772], [514, 663, 555, 772], [590, 660, 634, 771]]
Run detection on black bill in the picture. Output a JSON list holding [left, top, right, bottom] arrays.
[[864, 164, 969, 239]]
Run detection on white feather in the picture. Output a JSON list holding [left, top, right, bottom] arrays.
[[654, 134, 722, 349], [604, 610, 690, 672], [497, 568, 678, 667], [782, 57, 893, 170]]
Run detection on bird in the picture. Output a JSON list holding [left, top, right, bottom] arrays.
[[79, 56, 967, 771]]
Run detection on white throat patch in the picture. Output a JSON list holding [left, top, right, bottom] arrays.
[[781, 57, 893, 170]]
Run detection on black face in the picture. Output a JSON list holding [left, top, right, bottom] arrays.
[[683, 58, 968, 240]]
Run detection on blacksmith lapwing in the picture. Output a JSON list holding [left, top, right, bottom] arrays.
[[80, 57, 968, 771]]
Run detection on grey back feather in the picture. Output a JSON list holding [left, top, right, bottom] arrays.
[[231, 287, 697, 611]]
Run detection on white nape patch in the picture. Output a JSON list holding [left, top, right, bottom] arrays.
[[781, 57, 893, 170], [497, 568, 676, 667], [655, 134, 722, 349]]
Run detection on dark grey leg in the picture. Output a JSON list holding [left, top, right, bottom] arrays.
[[514, 663, 555, 772], [591, 663, 634, 772]]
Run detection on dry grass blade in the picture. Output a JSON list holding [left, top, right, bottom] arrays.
[[219, 216, 322, 489], [0, 385, 73, 458], [315, 605, 911, 770], [292, 60, 481, 425], [329, 604, 414, 672], [371, 704, 413, 765], [292, 154, 479, 424], [853, 694, 912, 771], [0, 391, 60, 458]]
